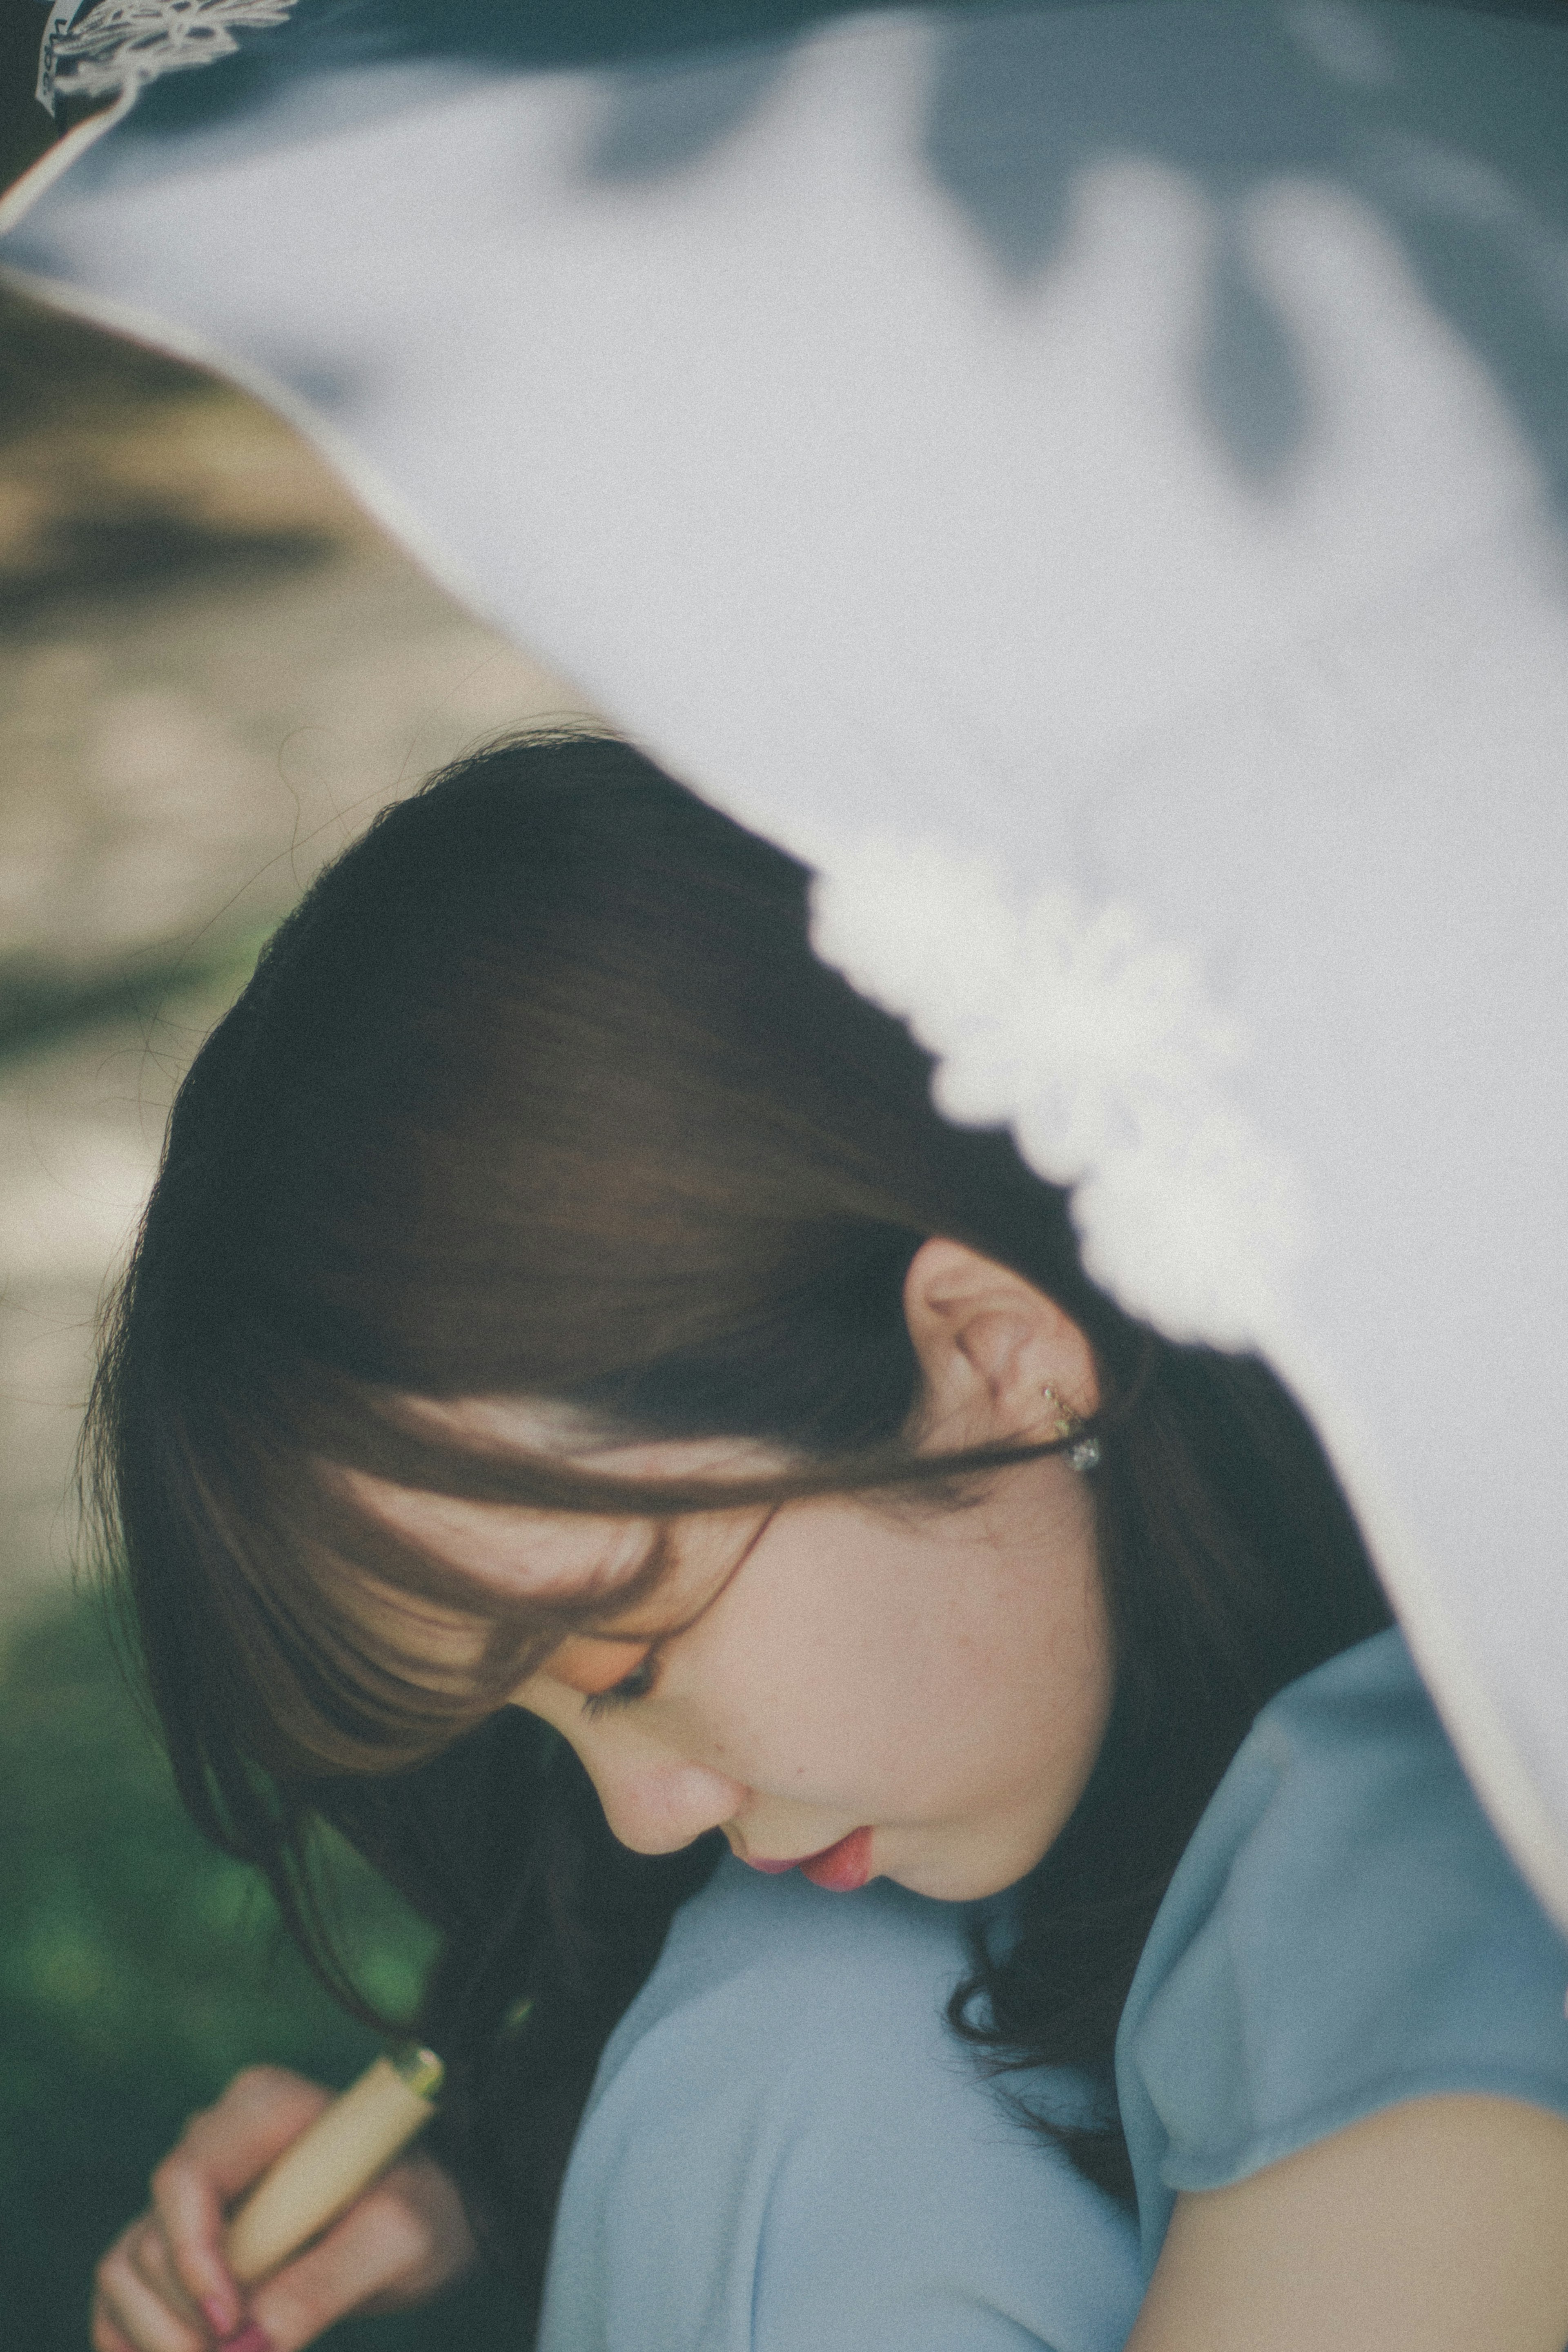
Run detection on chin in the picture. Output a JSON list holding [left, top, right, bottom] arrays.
[[882, 1847, 1038, 1904]]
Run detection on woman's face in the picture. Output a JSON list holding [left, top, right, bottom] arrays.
[[346, 1408, 1114, 1905]]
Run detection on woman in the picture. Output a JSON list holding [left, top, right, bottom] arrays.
[[88, 733, 1568, 2352]]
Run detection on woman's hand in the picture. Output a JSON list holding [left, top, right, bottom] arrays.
[[91, 2065, 479, 2352]]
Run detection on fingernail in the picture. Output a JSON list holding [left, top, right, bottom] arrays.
[[202, 2300, 239, 2338], [218, 2325, 274, 2352]]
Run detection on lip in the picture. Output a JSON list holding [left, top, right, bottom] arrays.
[[739, 1825, 874, 1893]]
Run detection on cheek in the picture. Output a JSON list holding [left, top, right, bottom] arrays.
[[677, 1548, 982, 1792], [967, 1576, 1113, 1791], [676, 1577, 919, 1792], [690, 1515, 1112, 1810]]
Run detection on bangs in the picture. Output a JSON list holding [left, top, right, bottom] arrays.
[[126, 1352, 1109, 1782], [177, 1412, 695, 1779]]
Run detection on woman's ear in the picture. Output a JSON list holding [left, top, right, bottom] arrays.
[[903, 1237, 1100, 1454]]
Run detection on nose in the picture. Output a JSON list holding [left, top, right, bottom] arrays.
[[576, 1742, 748, 1856]]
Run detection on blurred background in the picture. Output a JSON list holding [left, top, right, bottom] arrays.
[[0, 270, 594, 2346]]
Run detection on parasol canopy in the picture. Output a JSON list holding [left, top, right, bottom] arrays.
[[4, 0, 1566, 1927]]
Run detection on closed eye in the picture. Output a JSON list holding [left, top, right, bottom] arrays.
[[582, 1650, 662, 1717], [565, 1505, 778, 1721]]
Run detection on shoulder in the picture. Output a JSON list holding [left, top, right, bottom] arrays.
[[539, 1857, 1143, 2352], [1116, 1630, 1568, 2272]]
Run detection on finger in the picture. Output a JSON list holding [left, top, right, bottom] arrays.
[[127, 2216, 205, 2327], [97, 2217, 209, 2352], [152, 2069, 333, 2332], [88, 2303, 140, 2352], [250, 2161, 474, 2350], [174, 2068, 335, 2205], [94, 2236, 210, 2352]]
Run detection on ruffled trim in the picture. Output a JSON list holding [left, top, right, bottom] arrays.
[[811, 833, 1303, 1346]]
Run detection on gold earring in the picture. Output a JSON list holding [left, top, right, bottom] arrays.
[[1040, 1384, 1075, 1440], [1042, 1384, 1101, 1474]]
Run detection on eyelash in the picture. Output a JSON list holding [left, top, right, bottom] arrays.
[[576, 1505, 777, 1721], [582, 1652, 662, 1718]]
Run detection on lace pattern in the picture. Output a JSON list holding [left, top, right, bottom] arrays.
[[38, 0, 300, 116]]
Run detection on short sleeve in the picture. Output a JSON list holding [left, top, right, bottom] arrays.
[[1115, 1629, 1568, 2273], [537, 1857, 1144, 2352]]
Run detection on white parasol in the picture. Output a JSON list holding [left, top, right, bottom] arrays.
[[5, 0, 1566, 1925]]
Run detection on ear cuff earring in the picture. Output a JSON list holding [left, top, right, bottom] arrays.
[[1041, 1384, 1102, 1474]]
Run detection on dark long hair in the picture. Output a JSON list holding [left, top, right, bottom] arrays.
[[83, 732, 1389, 2331]]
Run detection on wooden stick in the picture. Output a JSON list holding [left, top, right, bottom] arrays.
[[222, 2046, 444, 2287]]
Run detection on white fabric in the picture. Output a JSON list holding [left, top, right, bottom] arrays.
[[4, 3, 1566, 1922]]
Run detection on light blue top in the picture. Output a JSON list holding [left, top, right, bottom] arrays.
[[538, 1632, 1568, 2348], [536, 1859, 1145, 2352], [1116, 1627, 1568, 2275]]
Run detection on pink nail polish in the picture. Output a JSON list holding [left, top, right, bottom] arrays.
[[218, 2325, 274, 2352]]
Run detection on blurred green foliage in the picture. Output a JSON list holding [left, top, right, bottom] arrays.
[[0, 1589, 521, 2351]]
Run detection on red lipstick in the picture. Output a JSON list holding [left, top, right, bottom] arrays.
[[741, 1826, 873, 1892]]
